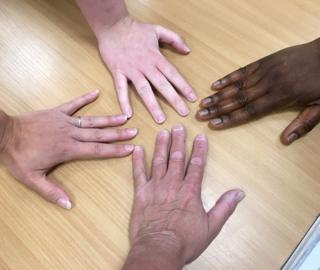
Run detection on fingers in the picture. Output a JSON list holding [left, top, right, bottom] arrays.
[[208, 97, 274, 130], [144, 68, 190, 116], [27, 175, 72, 210], [212, 61, 261, 90], [185, 134, 208, 188], [70, 142, 135, 160], [281, 105, 320, 145], [201, 74, 262, 108], [57, 90, 100, 115], [151, 130, 171, 179], [155, 25, 191, 54], [156, 56, 197, 102], [130, 72, 166, 124], [72, 127, 138, 143], [113, 72, 133, 118], [207, 189, 245, 239], [197, 85, 267, 121], [71, 114, 128, 128], [132, 146, 148, 191], [167, 124, 186, 178]]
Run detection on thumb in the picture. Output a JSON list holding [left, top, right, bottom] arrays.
[[155, 25, 191, 54], [27, 175, 72, 210], [207, 189, 245, 240], [281, 105, 320, 145]]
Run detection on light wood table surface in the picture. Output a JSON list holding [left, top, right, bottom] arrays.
[[0, 0, 319, 269]]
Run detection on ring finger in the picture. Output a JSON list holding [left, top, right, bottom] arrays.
[[71, 114, 128, 128]]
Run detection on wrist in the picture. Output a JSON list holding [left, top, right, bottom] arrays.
[[76, 0, 129, 39], [123, 233, 184, 270], [0, 111, 14, 156]]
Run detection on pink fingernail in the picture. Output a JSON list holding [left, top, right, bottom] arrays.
[[57, 198, 72, 210], [235, 191, 246, 202], [128, 128, 138, 136], [189, 92, 197, 102], [125, 145, 135, 152], [172, 123, 184, 132], [196, 134, 207, 141], [156, 114, 166, 124]]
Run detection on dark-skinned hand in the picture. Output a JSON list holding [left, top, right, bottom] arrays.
[[197, 38, 320, 145]]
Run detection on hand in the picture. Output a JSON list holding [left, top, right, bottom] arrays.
[[0, 91, 137, 209], [123, 124, 244, 270], [98, 16, 197, 124], [197, 38, 320, 145]]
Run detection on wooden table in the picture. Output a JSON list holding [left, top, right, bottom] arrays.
[[0, 0, 319, 269]]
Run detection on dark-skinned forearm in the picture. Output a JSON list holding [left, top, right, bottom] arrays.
[[76, 0, 128, 37]]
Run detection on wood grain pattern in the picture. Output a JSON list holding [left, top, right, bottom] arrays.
[[0, 0, 319, 269]]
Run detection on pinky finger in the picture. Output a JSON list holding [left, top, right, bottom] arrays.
[[281, 105, 320, 145]]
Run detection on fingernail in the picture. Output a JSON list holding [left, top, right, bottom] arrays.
[[126, 110, 133, 119], [125, 145, 135, 152], [172, 123, 184, 132], [197, 109, 209, 118], [210, 118, 222, 126], [235, 191, 246, 203], [213, 80, 221, 88], [179, 104, 190, 116], [91, 89, 100, 96], [128, 128, 138, 136], [117, 114, 128, 121], [189, 92, 197, 102], [201, 97, 213, 107], [196, 134, 207, 141], [159, 129, 170, 137], [134, 145, 143, 152], [57, 198, 72, 210], [224, 191, 246, 204], [156, 113, 166, 124], [288, 133, 299, 144], [185, 46, 191, 53]]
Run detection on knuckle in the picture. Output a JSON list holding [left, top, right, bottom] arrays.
[[93, 144, 104, 155], [239, 66, 248, 75], [234, 80, 245, 90], [137, 85, 150, 96], [153, 156, 167, 166], [170, 151, 184, 162], [94, 130, 103, 140], [86, 116, 95, 128], [43, 188, 58, 201], [243, 103, 257, 116], [208, 106, 220, 116], [302, 120, 315, 132], [233, 93, 248, 106]]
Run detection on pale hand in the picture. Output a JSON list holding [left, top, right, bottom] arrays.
[[98, 16, 197, 124], [0, 91, 137, 209]]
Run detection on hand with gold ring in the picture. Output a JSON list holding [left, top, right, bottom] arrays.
[[0, 90, 138, 210]]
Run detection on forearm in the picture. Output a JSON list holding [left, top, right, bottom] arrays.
[[76, 0, 128, 37], [122, 240, 184, 270], [0, 111, 12, 154]]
